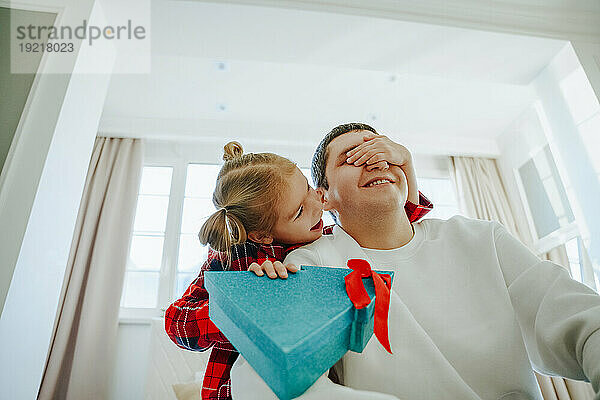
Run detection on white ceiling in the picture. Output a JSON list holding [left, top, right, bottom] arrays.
[[100, 0, 569, 155]]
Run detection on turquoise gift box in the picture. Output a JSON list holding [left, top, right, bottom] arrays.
[[204, 265, 394, 400]]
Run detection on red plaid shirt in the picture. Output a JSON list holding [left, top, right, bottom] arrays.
[[165, 192, 433, 400]]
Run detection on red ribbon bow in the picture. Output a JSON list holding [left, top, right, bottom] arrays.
[[344, 259, 393, 354]]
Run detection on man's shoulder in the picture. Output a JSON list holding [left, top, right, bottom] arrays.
[[284, 228, 344, 264], [419, 215, 496, 240], [290, 232, 337, 254]]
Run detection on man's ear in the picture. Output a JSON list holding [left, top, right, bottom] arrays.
[[316, 187, 334, 212], [247, 231, 274, 244]]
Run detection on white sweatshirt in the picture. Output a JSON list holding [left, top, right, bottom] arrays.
[[282, 216, 600, 400]]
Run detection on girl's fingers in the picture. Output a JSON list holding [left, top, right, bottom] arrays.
[[286, 263, 299, 273], [347, 146, 371, 164], [273, 261, 288, 279], [354, 149, 383, 166], [248, 262, 264, 276], [346, 140, 377, 160], [365, 160, 389, 172], [365, 153, 386, 165], [250, 261, 297, 279], [363, 132, 378, 141], [262, 260, 277, 279]]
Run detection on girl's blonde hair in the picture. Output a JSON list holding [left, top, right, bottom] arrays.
[[198, 141, 296, 265]]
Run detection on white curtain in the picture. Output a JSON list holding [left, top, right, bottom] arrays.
[[38, 137, 143, 400], [450, 156, 595, 400]]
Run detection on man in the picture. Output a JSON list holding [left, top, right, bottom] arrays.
[[232, 123, 600, 399], [293, 122, 600, 399]]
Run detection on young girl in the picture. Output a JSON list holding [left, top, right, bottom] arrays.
[[165, 141, 432, 400]]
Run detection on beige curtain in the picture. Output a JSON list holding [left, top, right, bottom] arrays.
[[38, 137, 144, 400], [450, 156, 595, 400], [449, 156, 520, 238]]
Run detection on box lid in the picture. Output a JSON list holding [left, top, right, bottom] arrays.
[[205, 265, 393, 398]]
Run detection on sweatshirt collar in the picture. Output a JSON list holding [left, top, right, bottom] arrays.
[[333, 222, 425, 260]]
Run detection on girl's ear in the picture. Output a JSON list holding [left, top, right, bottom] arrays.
[[316, 187, 333, 212], [247, 231, 274, 244]]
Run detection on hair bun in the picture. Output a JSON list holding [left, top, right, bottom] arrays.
[[223, 141, 244, 161]]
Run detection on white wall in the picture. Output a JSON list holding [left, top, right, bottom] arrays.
[[0, 1, 115, 398], [533, 45, 600, 265], [496, 43, 600, 267], [109, 323, 152, 400], [496, 106, 548, 247]]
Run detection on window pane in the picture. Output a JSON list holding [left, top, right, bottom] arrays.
[[560, 67, 600, 125], [519, 159, 560, 238], [518, 146, 574, 239], [428, 205, 460, 220], [578, 113, 600, 175], [537, 147, 574, 223], [565, 238, 582, 282], [419, 178, 457, 205], [300, 168, 313, 186], [181, 197, 215, 234], [120, 271, 159, 308], [178, 233, 208, 273], [175, 272, 199, 300], [129, 235, 164, 271], [185, 164, 221, 198], [139, 166, 173, 195], [133, 195, 170, 233]]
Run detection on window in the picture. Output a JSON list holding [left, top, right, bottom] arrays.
[[560, 67, 600, 126], [174, 164, 221, 299], [557, 65, 600, 291], [514, 144, 598, 291], [517, 145, 574, 239], [121, 166, 173, 309], [560, 66, 600, 181], [120, 162, 461, 319], [417, 177, 461, 220], [564, 236, 599, 291]]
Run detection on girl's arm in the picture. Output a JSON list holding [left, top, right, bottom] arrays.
[[164, 252, 230, 351]]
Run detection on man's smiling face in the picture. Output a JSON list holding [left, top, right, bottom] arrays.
[[321, 130, 408, 222]]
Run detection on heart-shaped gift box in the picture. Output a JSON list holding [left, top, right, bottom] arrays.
[[205, 265, 394, 400]]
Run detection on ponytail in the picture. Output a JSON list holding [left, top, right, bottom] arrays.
[[198, 208, 248, 264]]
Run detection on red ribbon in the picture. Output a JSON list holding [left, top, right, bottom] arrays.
[[344, 259, 393, 354]]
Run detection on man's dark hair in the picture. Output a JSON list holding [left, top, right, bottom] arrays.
[[311, 122, 378, 190]]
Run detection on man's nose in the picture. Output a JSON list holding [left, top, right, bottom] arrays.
[[366, 161, 389, 171]]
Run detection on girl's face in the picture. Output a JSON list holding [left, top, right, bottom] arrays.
[[270, 167, 324, 245]]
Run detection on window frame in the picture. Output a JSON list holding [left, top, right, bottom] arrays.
[[512, 145, 580, 255], [512, 145, 597, 290], [119, 159, 183, 322]]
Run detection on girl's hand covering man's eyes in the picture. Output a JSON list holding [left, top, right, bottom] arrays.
[[345, 132, 413, 169], [248, 260, 299, 279]]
